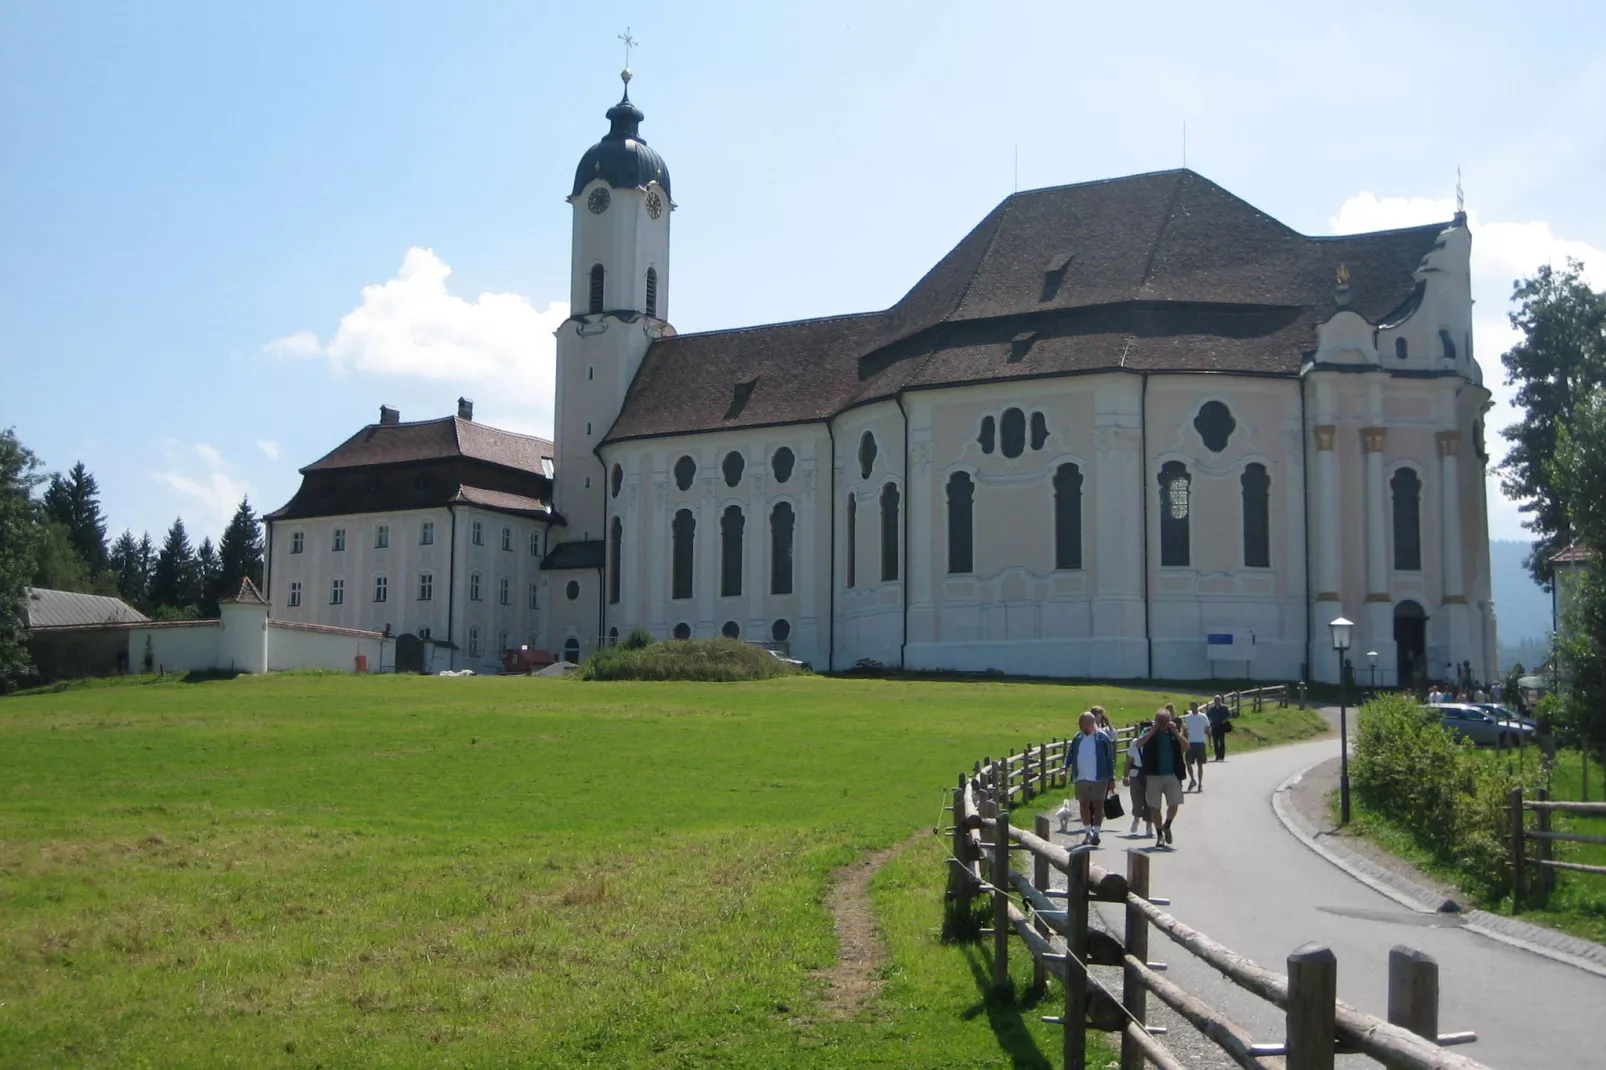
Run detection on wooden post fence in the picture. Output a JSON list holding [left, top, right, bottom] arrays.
[[1033, 812, 1052, 993], [1387, 945, 1439, 1041], [1120, 851, 1150, 1070], [1065, 850, 1089, 1070], [1285, 943, 1337, 1070]]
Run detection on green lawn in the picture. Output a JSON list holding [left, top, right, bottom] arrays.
[[0, 673, 1324, 1068]]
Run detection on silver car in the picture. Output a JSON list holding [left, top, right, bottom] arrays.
[[1429, 703, 1532, 746]]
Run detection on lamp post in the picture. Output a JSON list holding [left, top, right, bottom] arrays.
[[1331, 616, 1354, 825], [1366, 650, 1378, 691]]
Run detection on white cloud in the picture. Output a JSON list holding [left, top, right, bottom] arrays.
[[151, 440, 248, 531], [255, 439, 282, 460], [1331, 193, 1606, 542], [264, 248, 569, 435]]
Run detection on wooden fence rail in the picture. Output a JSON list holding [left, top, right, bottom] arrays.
[[945, 740, 1489, 1070], [1510, 786, 1606, 910], [1228, 685, 1290, 715]]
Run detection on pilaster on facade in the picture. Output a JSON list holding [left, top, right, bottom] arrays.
[[1361, 425, 1389, 603]]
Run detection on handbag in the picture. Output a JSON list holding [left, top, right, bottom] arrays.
[[1103, 793, 1125, 819]]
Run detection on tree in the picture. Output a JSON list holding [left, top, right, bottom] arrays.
[[149, 518, 199, 614], [135, 533, 155, 614], [216, 496, 264, 596], [1498, 259, 1606, 586], [32, 521, 102, 593], [41, 461, 109, 576], [109, 530, 147, 608], [1552, 387, 1606, 768], [0, 429, 44, 688], [195, 537, 221, 617]]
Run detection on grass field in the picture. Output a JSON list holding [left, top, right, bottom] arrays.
[[0, 673, 1325, 1068]]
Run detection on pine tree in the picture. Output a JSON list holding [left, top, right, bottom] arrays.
[[150, 517, 198, 614], [33, 522, 97, 592], [40, 462, 108, 576], [109, 530, 145, 607], [195, 537, 221, 617], [135, 533, 155, 614], [216, 496, 264, 596], [1, 429, 44, 689]]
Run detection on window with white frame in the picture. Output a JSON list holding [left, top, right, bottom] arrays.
[[373, 575, 388, 602], [470, 571, 482, 600], [332, 527, 346, 552], [375, 524, 389, 549], [330, 578, 345, 604], [288, 581, 302, 607], [291, 531, 304, 554], [499, 577, 510, 605], [468, 627, 481, 658], [528, 583, 538, 609], [419, 625, 431, 640], [501, 526, 512, 551], [529, 531, 540, 557], [420, 521, 435, 545], [418, 572, 433, 600], [471, 520, 483, 546], [498, 630, 509, 654]]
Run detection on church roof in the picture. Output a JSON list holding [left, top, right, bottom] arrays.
[[604, 169, 1448, 443], [302, 415, 552, 476], [571, 85, 671, 198]]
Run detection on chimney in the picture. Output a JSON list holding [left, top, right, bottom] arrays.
[[379, 405, 401, 425], [457, 397, 474, 421]]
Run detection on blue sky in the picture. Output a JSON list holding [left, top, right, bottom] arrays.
[[2, 1, 1603, 547]]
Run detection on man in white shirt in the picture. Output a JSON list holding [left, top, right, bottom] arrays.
[[1182, 702, 1212, 791], [1064, 712, 1116, 845]]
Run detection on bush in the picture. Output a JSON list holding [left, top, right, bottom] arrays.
[[620, 627, 653, 651], [579, 638, 801, 682]]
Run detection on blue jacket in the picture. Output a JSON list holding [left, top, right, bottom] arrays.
[[1065, 730, 1116, 782]]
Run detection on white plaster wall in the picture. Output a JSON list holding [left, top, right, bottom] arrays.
[[127, 624, 222, 674], [265, 625, 386, 673]]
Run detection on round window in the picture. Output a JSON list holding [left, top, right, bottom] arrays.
[[771, 618, 791, 642], [672, 622, 691, 640], [565, 580, 581, 601], [721, 620, 740, 639]]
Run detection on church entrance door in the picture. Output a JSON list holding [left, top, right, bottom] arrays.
[[395, 633, 425, 674], [1393, 601, 1427, 691]]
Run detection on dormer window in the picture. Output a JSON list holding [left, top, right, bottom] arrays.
[[589, 264, 605, 314], [645, 267, 658, 318]]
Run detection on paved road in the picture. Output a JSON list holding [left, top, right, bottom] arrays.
[[1055, 729, 1603, 1069]]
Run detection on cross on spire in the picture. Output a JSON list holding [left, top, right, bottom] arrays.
[[619, 28, 636, 71]]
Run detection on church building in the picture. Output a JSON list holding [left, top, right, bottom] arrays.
[[537, 69, 1497, 686]]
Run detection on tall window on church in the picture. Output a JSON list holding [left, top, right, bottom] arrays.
[[1241, 463, 1270, 568], [720, 505, 744, 598], [1392, 467, 1422, 571], [645, 267, 658, 318], [947, 472, 974, 574], [672, 509, 695, 599], [846, 494, 857, 588], [880, 482, 900, 582], [770, 502, 794, 595], [1000, 408, 1026, 458], [1158, 461, 1191, 567], [589, 264, 605, 314], [608, 516, 622, 605], [1054, 463, 1083, 570]]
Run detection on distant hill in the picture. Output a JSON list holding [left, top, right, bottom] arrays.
[[1491, 539, 1552, 644]]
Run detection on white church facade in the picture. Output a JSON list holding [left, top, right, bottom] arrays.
[[536, 72, 1497, 687]]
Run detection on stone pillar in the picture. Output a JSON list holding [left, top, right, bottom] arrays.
[[1092, 378, 1145, 678], [649, 473, 667, 635], [1437, 430, 1472, 672], [1311, 424, 1344, 683], [1361, 427, 1389, 601]]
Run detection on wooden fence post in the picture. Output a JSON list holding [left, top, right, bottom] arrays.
[[1032, 812, 1052, 992], [993, 808, 1011, 996], [1386, 945, 1439, 1041], [1509, 787, 1525, 912], [1120, 850, 1150, 1070], [1065, 849, 1090, 1070], [1535, 787, 1554, 900], [1285, 943, 1336, 1070], [948, 774, 973, 929]]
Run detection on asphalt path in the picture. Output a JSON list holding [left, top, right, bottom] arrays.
[[1050, 728, 1602, 1069]]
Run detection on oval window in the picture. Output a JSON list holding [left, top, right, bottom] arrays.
[[610, 463, 623, 498], [771, 618, 791, 642], [1030, 412, 1049, 451], [672, 622, 692, 640], [772, 446, 795, 483], [565, 579, 581, 601], [1000, 408, 1026, 458], [978, 416, 996, 454], [858, 432, 877, 479], [722, 451, 745, 488], [674, 455, 697, 492], [721, 620, 740, 639]]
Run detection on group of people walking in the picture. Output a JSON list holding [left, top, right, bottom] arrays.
[[1063, 695, 1234, 849]]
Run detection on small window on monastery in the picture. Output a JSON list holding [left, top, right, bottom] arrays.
[[1194, 402, 1236, 453], [722, 450, 745, 488], [1000, 408, 1026, 458], [499, 577, 511, 605], [291, 531, 304, 554], [471, 520, 483, 546], [498, 630, 509, 655], [529, 583, 539, 609], [645, 267, 659, 318], [771, 447, 795, 484], [529, 531, 541, 556], [721, 620, 740, 639], [674, 455, 697, 492], [470, 571, 482, 601], [418, 573, 433, 600], [588, 366, 594, 380], [468, 627, 481, 659], [589, 264, 605, 314], [420, 521, 434, 545], [978, 416, 995, 455], [501, 526, 512, 551], [672, 622, 692, 640], [288, 581, 302, 607], [608, 626, 619, 645], [1030, 412, 1049, 451], [611, 463, 623, 498], [374, 575, 388, 603], [1395, 337, 1408, 360], [330, 578, 345, 605], [859, 432, 877, 479], [375, 524, 389, 549], [332, 527, 347, 552]]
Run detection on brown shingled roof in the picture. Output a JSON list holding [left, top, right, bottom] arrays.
[[451, 485, 553, 518], [604, 169, 1449, 444], [220, 577, 268, 605], [304, 415, 553, 475]]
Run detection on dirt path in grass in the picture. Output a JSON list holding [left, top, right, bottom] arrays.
[[814, 829, 925, 1019]]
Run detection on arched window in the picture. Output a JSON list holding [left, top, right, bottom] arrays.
[[880, 482, 900, 582], [563, 636, 580, 663], [1000, 408, 1026, 458], [771, 447, 795, 483], [846, 494, 857, 588], [1054, 463, 1083, 570], [1392, 468, 1422, 571], [1158, 461, 1191, 567], [771, 502, 795, 595], [672, 508, 696, 599], [947, 471, 974, 574], [858, 432, 877, 479], [722, 450, 745, 488], [672, 622, 692, 640], [978, 416, 996, 454], [1241, 463, 1270, 568], [645, 267, 658, 318], [608, 626, 619, 645], [720, 505, 744, 598], [1030, 412, 1049, 451], [674, 455, 696, 492], [588, 264, 604, 314], [1395, 337, 1408, 360], [608, 516, 623, 604], [610, 463, 623, 498]]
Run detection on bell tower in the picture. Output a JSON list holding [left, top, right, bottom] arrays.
[[552, 66, 672, 542]]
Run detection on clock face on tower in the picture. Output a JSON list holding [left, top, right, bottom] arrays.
[[645, 190, 663, 219], [587, 187, 610, 214]]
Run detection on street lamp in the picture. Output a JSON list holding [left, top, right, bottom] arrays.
[[1366, 650, 1379, 690], [1330, 616, 1354, 825]]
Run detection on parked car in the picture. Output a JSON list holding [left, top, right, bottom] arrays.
[[1475, 703, 1537, 732], [1427, 703, 1533, 747]]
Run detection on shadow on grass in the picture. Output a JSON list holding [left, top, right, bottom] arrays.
[[950, 933, 1052, 1069]]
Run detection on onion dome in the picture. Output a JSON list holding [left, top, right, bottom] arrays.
[[571, 70, 671, 198]]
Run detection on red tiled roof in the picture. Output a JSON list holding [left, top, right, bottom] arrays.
[[451, 485, 553, 517], [267, 620, 385, 639], [1551, 544, 1595, 564], [303, 416, 553, 475], [220, 577, 267, 605]]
